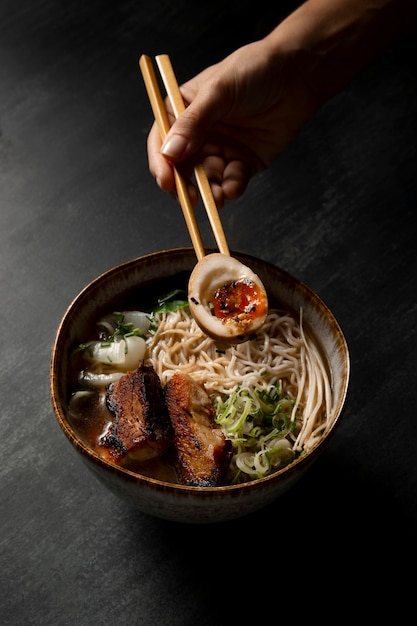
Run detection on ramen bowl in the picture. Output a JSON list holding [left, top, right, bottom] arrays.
[[50, 247, 350, 524]]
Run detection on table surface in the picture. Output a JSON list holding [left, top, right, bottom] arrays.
[[1, 1, 416, 623]]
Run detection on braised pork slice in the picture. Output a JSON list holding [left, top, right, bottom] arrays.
[[165, 371, 232, 487], [101, 364, 172, 464]]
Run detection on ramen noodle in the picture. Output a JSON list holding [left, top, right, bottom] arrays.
[[69, 304, 333, 484], [147, 307, 332, 479]]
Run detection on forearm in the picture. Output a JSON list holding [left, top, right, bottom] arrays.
[[266, 0, 417, 104]]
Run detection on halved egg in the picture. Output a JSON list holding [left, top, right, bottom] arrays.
[[188, 253, 268, 345]]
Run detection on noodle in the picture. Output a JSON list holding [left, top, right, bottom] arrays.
[[70, 304, 334, 484], [146, 307, 333, 456]]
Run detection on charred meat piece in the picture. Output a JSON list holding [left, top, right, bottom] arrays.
[[165, 371, 232, 487], [101, 364, 172, 464]]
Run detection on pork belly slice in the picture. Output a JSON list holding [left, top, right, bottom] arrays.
[[165, 371, 232, 487], [101, 364, 172, 464]]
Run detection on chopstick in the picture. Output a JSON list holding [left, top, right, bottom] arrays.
[[139, 55, 205, 261], [139, 53, 230, 259], [155, 54, 230, 257]]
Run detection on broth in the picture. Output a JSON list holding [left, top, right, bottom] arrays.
[[66, 271, 332, 485]]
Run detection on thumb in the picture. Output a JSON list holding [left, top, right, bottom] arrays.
[[160, 90, 226, 163]]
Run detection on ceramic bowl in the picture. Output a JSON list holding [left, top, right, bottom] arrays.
[[50, 247, 350, 523]]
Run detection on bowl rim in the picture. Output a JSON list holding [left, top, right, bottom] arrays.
[[50, 246, 350, 493]]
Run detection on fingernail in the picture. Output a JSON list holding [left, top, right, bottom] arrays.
[[161, 134, 188, 159]]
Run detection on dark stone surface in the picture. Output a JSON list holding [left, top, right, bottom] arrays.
[[1, 1, 416, 623]]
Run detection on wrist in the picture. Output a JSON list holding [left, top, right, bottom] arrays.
[[265, 0, 417, 105]]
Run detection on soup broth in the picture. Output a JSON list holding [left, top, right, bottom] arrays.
[[67, 272, 333, 485]]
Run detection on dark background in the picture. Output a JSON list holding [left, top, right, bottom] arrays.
[[1, 1, 416, 623]]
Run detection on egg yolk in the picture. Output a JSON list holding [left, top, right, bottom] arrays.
[[211, 279, 267, 323]]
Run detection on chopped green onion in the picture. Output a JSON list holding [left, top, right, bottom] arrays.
[[214, 383, 298, 481]]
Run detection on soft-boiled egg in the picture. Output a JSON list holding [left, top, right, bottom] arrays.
[[188, 253, 268, 345]]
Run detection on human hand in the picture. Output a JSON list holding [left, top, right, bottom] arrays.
[[146, 0, 416, 209], [146, 38, 319, 208]]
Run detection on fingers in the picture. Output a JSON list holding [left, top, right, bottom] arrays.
[[147, 121, 175, 192], [158, 73, 228, 163], [146, 73, 250, 208], [201, 153, 250, 206], [147, 120, 199, 206], [148, 118, 250, 209], [222, 160, 251, 200]]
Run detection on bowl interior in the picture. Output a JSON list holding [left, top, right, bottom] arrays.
[[50, 247, 350, 494]]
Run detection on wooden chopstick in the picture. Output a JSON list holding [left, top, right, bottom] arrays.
[[155, 54, 230, 257], [139, 54, 205, 262]]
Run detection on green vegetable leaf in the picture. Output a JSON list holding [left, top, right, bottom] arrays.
[[108, 312, 148, 341], [152, 289, 189, 314]]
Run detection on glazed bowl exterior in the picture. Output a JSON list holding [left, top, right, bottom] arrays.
[[50, 248, 350, 523]]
